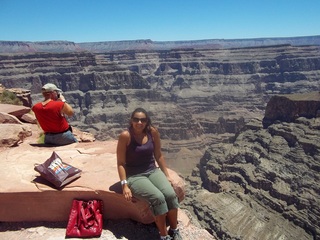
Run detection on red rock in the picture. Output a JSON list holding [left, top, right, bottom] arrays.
[[0, 123, 32, 146], [0, 132, 185, 224], [0, 112, 23, 124], [20, 112, 37, 124], [0, 103, 31, 118]]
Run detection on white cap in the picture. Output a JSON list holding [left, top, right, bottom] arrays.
[[41, 83, 62, 93]]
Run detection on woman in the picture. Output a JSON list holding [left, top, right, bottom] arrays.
[[117, 108, 182, 240]]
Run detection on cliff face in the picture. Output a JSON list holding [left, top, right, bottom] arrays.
[[0, 44, 320, 175], [1, 35, 320, 53], [262, 92, 320, 127], [0, 41, 320, 239], [184, 93, 320, 239]]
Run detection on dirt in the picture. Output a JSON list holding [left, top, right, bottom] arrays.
[[0, 209, 215, 240]]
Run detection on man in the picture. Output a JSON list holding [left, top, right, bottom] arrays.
[[32, 83, 77, 145]]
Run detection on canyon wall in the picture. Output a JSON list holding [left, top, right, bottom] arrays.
[[1, 35, 320, 53], [184, 93, 320, 239], [0, 41, 320, 239], [0, 44, 319, 175]]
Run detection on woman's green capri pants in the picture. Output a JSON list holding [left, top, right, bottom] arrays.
[[127, 168, 180, 216]]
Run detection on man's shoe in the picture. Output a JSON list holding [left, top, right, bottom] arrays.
[[168, 229, 182, 240]]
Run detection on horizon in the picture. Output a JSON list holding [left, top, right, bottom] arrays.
[[1, 34, 320, 44], [1, 0, 320, 42]]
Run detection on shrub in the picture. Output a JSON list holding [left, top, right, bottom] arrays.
[[0, 90, 22, 105], [37, 132, 45, 144]]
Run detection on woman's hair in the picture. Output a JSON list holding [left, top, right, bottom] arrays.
[[130, 107, 153, 132]]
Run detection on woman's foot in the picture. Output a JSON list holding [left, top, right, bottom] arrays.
[[168, 228, 182, 240], [160, 235, 172, 240]]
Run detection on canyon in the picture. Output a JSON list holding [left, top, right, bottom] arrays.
[[0, 36, 319, 239]]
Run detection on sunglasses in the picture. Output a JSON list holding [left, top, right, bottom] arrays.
[[132, 117, 147, 123]]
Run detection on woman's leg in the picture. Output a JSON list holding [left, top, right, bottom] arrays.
[[155, 213, 168, 237], [128, 173, 170, 237], [149, 169, 182, 239], [149, 168, 180, 211], [167, 208, 178, 230]]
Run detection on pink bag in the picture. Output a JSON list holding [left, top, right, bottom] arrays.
[[66, 199, 103, 238]]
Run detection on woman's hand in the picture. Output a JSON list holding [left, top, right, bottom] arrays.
[[122, 185, 132, 201]]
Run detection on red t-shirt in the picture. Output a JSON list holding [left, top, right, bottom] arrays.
[[32, 101, 70, 133]]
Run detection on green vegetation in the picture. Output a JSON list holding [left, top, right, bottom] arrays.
[[0, 90, 22, 105], [37, 132, 45, 144]]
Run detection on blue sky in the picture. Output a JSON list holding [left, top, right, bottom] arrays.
[[1, 0, 319, 42]]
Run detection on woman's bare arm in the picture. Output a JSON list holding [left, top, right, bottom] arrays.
[[116, 130, 132, 201]]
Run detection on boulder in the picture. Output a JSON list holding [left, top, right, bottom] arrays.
[[72, 127, 96, 142], [263, 91, 320, 127], [0, 103, 31, 119], [0, 137, 185, 224], [20, 112, 37, 124], [0, 123, 32, 147], [6, 87, 32, 107], [0, 112, 23, 124]]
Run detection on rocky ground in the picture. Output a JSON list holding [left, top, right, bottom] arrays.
[[0, 209, 214, 240], [0, 121, 214, 240]]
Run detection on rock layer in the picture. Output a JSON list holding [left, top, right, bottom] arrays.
[[1, 42, 320, 239], [1, 44, 320, 175], [184, 93, 320, 239], [1, 36, 320, 53]]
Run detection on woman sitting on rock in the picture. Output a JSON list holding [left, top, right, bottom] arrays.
[[116, 107, 182, 240]]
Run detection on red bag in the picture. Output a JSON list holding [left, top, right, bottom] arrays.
[[66, 199, 103, 238]]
